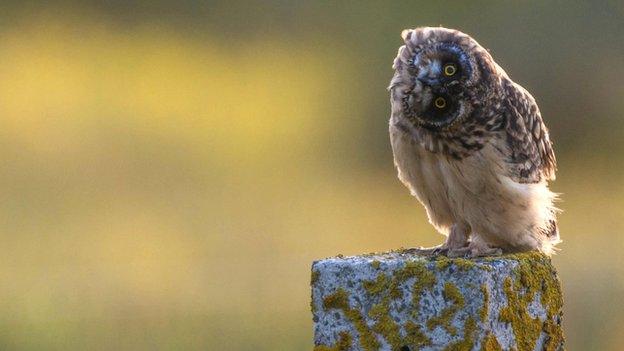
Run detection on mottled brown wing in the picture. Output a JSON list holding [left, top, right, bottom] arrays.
[[502, 80, 557, 183]]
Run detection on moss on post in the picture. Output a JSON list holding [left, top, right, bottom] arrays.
[[312, 250, 564, 351]]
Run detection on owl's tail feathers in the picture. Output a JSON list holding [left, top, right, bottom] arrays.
[[547, 219, 559, 239], [539, 219, 562, 255]]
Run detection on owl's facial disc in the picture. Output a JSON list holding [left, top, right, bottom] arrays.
[[413, 43, 472, 83], [402, 43, 473, 130], [403, 84, 461, 129]]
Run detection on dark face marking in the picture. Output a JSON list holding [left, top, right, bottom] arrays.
[[419, 92, 459, 128], [411, 43, 472, 86], [435, 43, 472, 84]]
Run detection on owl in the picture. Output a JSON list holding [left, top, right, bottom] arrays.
[[389, 27, 560, 257]]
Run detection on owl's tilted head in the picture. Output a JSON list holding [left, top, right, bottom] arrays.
[[390, 27, 505, 132]]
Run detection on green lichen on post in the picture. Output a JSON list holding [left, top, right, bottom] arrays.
[[369, 302, 403, 350], [514, 252, 564, 351], [454, 258, 477, 271], [479, 284, 489, 322], [444, 316, 476, 351], [499, 252, 564, 351], [434, 255, 492, 272], [435, 256, 453, 270], [311, 270, 320, 285], [363, 273, 406, 349], [481, 333, 502, 351], [361, 260, 436, 350], [427, 282, 465, 336], [363, 274, 389, 296], [361, 263, 466, 346], [314, 331, 353, 351], [500, 277, 542, 350], [404, 320, 431, 349], [323, 288, 350, 310], [323, 288, 381, 351], [311, 269, 320, 314], [367, 259, 436, 306], [435, 256, 476, 271], [403, 261, 437, 310]]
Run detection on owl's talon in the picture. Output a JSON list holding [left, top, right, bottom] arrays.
[[404, 245, 448, 257], [469, 247, 503, 258], [447, 247, 471, 258], [459, 240, 503, 258]]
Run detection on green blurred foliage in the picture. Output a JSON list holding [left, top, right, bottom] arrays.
[[0, 1, 622, 350]]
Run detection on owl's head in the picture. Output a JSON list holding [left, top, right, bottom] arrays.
[[390, 27, 503, 131]]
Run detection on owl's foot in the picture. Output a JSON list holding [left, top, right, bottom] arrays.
[[447, 241, 502, 258], [404, 244, 450, 257], [406, 224, 470, 257]]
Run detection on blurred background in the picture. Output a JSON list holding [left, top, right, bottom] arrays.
[[0, 1, 622, 350]]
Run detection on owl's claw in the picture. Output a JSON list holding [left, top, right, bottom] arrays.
[[473, 247, 503, 257], [446, 247, 471, 258], [404, 245, 449, 257], [447, 242, 503, 258]]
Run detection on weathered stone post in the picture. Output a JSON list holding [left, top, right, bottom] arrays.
[[311, 250, 564, 351]]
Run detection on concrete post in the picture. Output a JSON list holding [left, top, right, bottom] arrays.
[[311, 250, 564, 351]]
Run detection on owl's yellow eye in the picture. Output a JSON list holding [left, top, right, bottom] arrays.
[[434, 97, 447, 109], [443, 63, 457, 76]]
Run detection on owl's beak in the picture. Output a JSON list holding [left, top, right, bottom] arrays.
[[417, 76, 440, 87]]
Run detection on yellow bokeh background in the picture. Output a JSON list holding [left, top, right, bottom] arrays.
[[0, 2, 623, 350]]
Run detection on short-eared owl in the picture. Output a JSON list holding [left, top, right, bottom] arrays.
[[389, 27, 559, 257]]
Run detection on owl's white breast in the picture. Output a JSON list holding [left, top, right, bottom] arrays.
[[389, 124, 557, 251]]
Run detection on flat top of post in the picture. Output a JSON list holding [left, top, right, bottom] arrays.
[[313, 249, 550, 270]]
